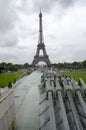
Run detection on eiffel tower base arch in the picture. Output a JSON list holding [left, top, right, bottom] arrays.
[[32, 55, 51, 66]]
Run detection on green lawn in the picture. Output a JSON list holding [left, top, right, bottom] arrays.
[[62, 71, 86, 83], [0, 72, 21, 88]]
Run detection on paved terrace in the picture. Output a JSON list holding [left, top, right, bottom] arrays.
[[0, 87, 9, 100]]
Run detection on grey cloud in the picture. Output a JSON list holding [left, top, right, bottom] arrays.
[[0, 0, 18, 48], [32, 0, 86, 13], [2, 40, 17, 47], [70, 49, 86, 62], [0, 0, 16, 33], [0, 53, 17, 62], [16, 0, 33, 14], [33, 0, 57, 12], [20, 0, 57, 13], [0, 31, 18, 47], [31, 0, 85, 13], [16, 0, 86, 15], [0, 41, 16, 48], [58, 0, 74, 8], [0, 0, 86, 64], [58, 0, 86, 8]]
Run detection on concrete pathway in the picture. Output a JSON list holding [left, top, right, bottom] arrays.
[[14, 71, 41, 130]]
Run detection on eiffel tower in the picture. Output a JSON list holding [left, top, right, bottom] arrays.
[[32, 11, 51, 66]]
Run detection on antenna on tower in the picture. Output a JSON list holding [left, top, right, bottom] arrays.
[[40, 8, 41, 13]]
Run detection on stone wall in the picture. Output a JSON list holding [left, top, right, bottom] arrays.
[[0, 89, 15, 130]]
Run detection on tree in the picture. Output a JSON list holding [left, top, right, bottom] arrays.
[[82, 60, 86, 68], [24, 63, 29, 68]]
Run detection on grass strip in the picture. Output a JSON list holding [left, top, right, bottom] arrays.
[[62, 71, 86, 83], [0, 72, 21, 88]]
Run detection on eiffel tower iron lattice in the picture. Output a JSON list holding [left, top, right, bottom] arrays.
[[32, 11, 51, 66]]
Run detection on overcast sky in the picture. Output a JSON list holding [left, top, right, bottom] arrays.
[[0, 0, 86, 64]]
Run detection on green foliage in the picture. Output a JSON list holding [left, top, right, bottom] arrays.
[[0, 73, 21, 88], [51, 60, 86, 69], [12, 121, 15, 130], [24, 63, 30, 68], [62, 71, 86, 83], [0, 62, 32, 72], [82, 60, 86, 68]]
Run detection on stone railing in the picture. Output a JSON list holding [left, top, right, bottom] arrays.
[[0, 89, 15, 130]]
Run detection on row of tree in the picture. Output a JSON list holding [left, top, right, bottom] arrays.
[[0, 62, 31, 73], [0, 60, 86, 73], [52, 60, 86, 69]]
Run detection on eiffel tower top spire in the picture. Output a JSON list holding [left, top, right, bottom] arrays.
[[38, 10, 44, 44]]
